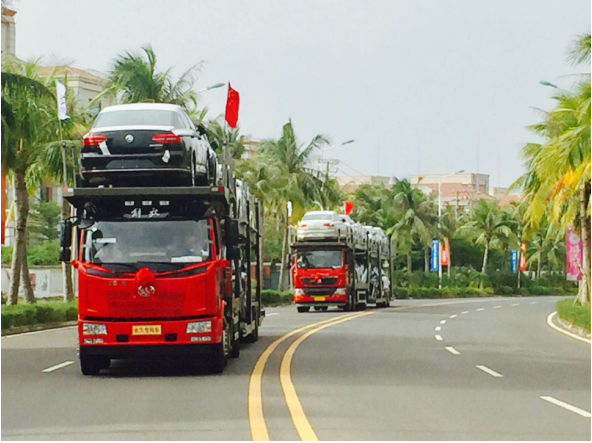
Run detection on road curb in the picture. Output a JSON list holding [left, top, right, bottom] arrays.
[[1, 321, 77, 337], [547, 311, 591, 344]]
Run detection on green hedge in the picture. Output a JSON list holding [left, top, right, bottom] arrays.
[[261, 290, 292, 307], [556, 298, 591, 331], [1, 241, 60, 266], [393, 287, 493, 299], [1, 300, 77, 330]]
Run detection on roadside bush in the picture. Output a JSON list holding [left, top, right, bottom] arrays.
[[1, 300, 77, 330], [556, 298, 591, 331], [393, 286, 492, 299], [1, 242, 60, 266], [261, 290, 292, 307]]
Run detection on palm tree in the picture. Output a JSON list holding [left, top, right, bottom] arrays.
[[462, 200, 516, 277], [515, 32, 591, 303], [240, 120, 332, 290], [96, 45, 202, 111], [525, 220, 565, 279], [390, 179, 437, 272], [207, 118, 247, 159], [2, 57, 61, 305]]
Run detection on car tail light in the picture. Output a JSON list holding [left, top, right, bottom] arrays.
[[152, 132, 182, 144], [82, 134, 107, 147], [299, 223, 307, 228], [323, 223, 334, 227]]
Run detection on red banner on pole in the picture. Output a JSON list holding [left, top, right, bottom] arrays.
[[566, 228, 583, 281], [441, 237, 449, 267], [225, 83, 240, 128], [343, 201, 353, 215], [518, 242, 526, 271]]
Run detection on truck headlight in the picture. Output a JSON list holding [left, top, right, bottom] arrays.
[[334, 288, 346, 295], [294, 288, 305, 296], [82, 323, 107, 335], [186, 321, 212, 334]]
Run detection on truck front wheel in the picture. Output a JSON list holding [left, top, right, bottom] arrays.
[[297, 306, 310, 313], [80, 354, 109, 376]]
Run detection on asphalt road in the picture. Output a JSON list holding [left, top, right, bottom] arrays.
[[2, 296, 590, 440]]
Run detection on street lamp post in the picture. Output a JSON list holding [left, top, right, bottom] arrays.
[[318, 139, 355, 173], [438, 170, 465, 289], [196, 82, 226, 94]]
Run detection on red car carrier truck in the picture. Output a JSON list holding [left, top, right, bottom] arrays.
[[60, 164, 263, 375], [291, 228, 392, 312]]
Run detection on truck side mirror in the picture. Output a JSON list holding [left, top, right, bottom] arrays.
[[59, 220, 73, 263], [227, 219, 240, 246], [227, 245, 240, 261]]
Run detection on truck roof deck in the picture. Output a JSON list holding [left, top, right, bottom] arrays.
[[64, 185, 236, 220]]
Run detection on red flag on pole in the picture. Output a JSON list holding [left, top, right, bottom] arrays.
[[225, 83, 240, 128], [343, 201, 353, 215]]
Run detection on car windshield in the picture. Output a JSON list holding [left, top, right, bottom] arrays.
[[82, 220, 212, 271], [93, 110, 183, 128], [302, 213, 333, 221], [297, 250, 342, 269]]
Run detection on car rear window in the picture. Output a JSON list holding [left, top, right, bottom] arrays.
[[302, 213, 334, 221], [93, 110, 184, 129]]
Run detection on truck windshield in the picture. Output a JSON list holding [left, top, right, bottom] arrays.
[[297, 250, 342, 269], [82, 220, 212, 270]]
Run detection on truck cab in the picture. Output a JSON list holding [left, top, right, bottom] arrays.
[[62, 184, 263, 375], [291, 245, 351, 312]]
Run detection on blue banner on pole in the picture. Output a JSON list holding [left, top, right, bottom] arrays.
[[430, 239, 440, 272], [510, 249, 518, 273]]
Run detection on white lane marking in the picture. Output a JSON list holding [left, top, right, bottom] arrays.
[[435, 326, 442, 331], [445, 346, 460, 355], [511, 303, 519, 306], [42, 361, 74, 373], [494, 306, 501, 309], [476, 365, 503, 378], [461, 311, 469, 314], [549, 300, 555, 303], [540, 396, 591, 418], [546, 312, 591, 344], [530, 301, 538, 304], [266, 313, 279, 317], [440, 320, 446, 324], [435, 335, 443, 341], [449, 314, 457, 319], [1, 325, 77, 339], [476, 308, 485, 311]]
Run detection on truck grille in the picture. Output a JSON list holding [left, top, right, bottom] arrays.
[[303, 287, 336, 297], [301, 276, 338, 285]]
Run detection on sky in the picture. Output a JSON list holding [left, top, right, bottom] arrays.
[[11, 0, 591, 186]]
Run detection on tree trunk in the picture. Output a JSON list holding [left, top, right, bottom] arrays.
[[20, 243, 36, 303], [578, 183, 591, 305], [8, 169, 32, 305], [406, 252, 412, 272], [62, 197, 75, 301], [277, 216, 288, 292], [536, 252, 541, 280], [481, 243, 489, 274], [424, 246, 429, 272]]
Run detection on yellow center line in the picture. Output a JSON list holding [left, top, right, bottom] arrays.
[[279, 312, 374, 441], [248, 312, 361, 441]]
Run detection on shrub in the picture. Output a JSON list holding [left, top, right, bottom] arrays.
[[556, 298, 591, 331], [1, 300, 78, 330], [261, 290, 292, 307], [1, 246, 12, 265], [27, 241, 60, 266]]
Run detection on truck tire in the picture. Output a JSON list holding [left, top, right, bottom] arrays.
[[80, 355, 108, 376], [356, 302, 366, 311], [208, 343, 228, 373], [230, 322, 241, 358], [297, 306, 310, 313], [243, 317, 259, 344]]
